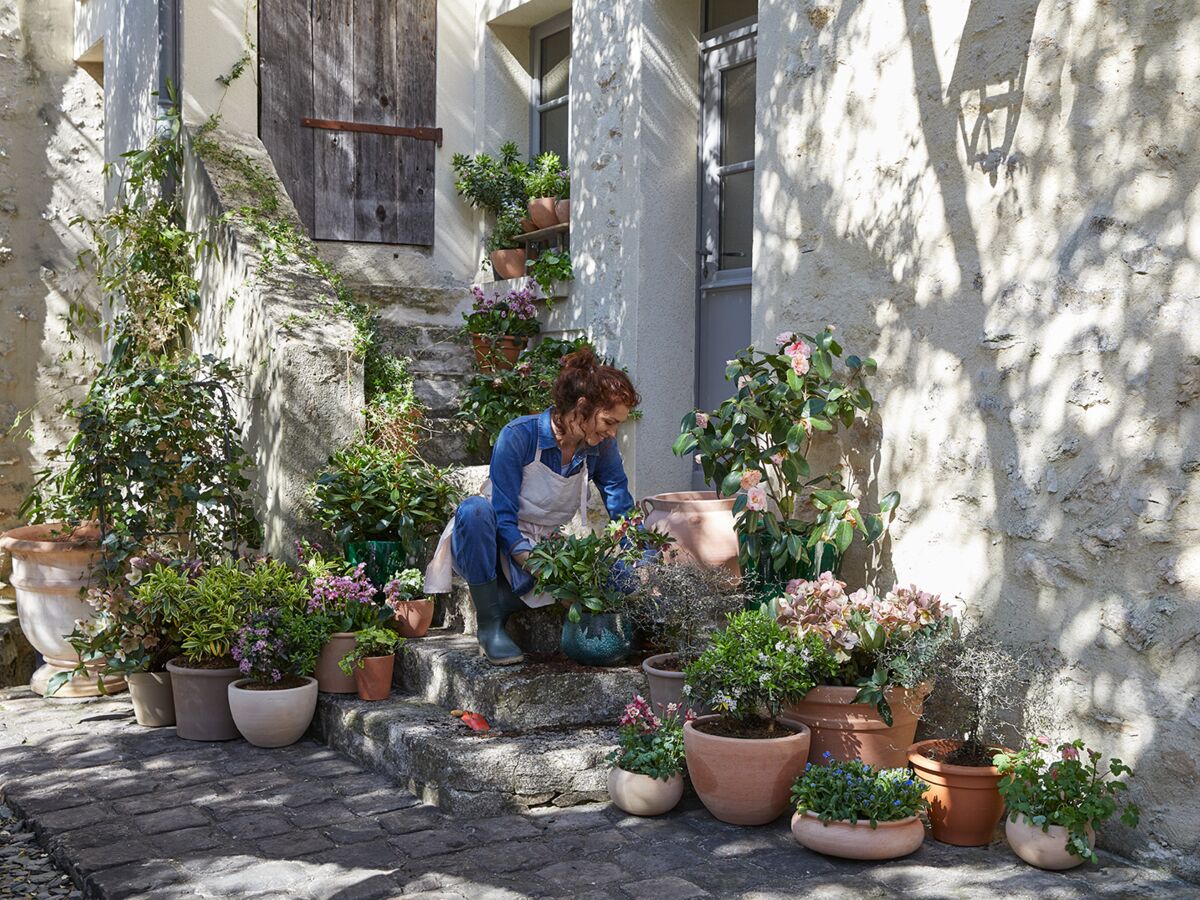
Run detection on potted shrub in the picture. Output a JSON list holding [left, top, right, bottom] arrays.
[[525, 247, 573, 298], [789, 756, 929, 860], [606, 696, 689, 817], [994, 736, 1140, 870], [227, 606, 324, 747], [384, 568, 434, 638], [487, 200, 528, 279], [554, 179, 570, 225], [681, 609, 836, 825], [338, 626, 404, 701], [524, 152, 568, 229], [773, 574, 958, 768], [462, 283, 541, 374], [305, 561, 393, 693], [451, 140, 528, 216], [525, 515, 673, 667]]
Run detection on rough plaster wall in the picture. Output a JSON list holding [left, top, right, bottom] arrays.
[[756, 0, 1200, 877]]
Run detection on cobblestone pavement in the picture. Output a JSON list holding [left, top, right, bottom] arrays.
[[1, 803, 81, 900], [0, 689, 1192, 900]]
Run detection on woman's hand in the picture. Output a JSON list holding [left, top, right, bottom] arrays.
[[513, 550, 531, 567]]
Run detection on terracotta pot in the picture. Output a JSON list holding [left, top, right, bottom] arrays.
[[470, 334, 528, 373], [520, 216, 537, 233], [683, 715, 811, 825], [0, 523, 125, 697], [783, 683, 929, 769], [907, 739, 1007, 846], [490, 248, 527, 280], [228, 677, 318, 748], [127, 671, 175, 727], [560, 611, 634, 667], [315, 633, 357, 693], [166, 658, 241, 741], [640, 492, 739, 576], [554, 198, 570, 225], [354, 654, 395, 701], [393, 599, 435, 638], [527, 197, 557, 229], [1005, 817, 1093, 870], [607, 768, 684, 817], [791, 811, 925, 860]]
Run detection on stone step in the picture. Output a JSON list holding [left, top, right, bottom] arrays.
[[420, 418, 484, 467], [372, 322, 474, 380]]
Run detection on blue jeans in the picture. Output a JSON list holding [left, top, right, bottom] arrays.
[[452, 496, 535, 595]]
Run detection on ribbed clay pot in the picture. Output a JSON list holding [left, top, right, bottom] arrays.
[[1006, 818, 1093, 870], [228, 677, 318, 748], [642, 653, 685, 713], [640, 492, 739, 576], [490, 248, 527, 280], [527, 197, 557, 229], [393, 599, 434, 638], [470, 334, 528, 373], [315, 633, 357, 693], [608, 768, 684, 817], [166, 658, 241, 741], [560, 611, 634, 667], [783, 684, 929, 769], [683, 715, 811, 825], [354, 654, 395, 701], [127, 671, 175, 727], [791, 811, 925, 860], [554, 198, 570, 225], [907, 739, 1008, 846]]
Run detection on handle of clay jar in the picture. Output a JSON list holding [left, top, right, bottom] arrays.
[[639, 497, 655, 518]]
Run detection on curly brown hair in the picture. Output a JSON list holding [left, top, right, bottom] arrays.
[[551, 346, 639, 429]]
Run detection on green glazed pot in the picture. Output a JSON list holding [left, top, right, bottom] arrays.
[[344, 540, 411, 593], [561, 611, 634, 667]]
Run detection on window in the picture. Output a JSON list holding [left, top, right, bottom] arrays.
[[704, 0, 757, 34], [532, 13, 570, 162]]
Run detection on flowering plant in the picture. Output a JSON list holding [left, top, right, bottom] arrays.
[[337, 626, 405, 676], [462, 284, 540, 339], [606, 696, 691, 780], [994, 736, 1140, 863], [307, 564, 392, 634], [231, 606, 325, 686], [791, 755, 929, 827], [383, 568, 425, 606]]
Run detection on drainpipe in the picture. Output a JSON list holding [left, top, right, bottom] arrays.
[[157, 0, 180, 194]]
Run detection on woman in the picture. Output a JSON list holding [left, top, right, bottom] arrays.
[[425, 348, 637, 665]]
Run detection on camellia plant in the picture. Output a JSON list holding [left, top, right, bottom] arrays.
[[606, 696, 691, 781], [791, 755, 930, 827]]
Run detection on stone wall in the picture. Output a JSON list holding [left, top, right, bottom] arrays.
[[755, 0, 1200, 878]]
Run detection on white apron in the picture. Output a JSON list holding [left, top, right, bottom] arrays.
[[424, 445, 590, 608]]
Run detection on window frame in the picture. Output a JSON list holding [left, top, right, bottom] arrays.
[[530, 11, 572, 160]]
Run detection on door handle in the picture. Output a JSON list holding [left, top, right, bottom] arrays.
[[697, 249, 712, 278]]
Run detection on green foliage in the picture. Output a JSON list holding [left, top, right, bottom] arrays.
[[791, 758, 930, 827], [630, 561, 751, 666], [606, 696, 688, 780], [486, 199, 527, 253], [451, 141, 529, 214], [231, 606, 324, 685], [526, 248, 573, 296], [524, 152, 568, 199], [994, 737, 1140, 863], [338, 626, 405, 676], [384, 568, 425, 604]]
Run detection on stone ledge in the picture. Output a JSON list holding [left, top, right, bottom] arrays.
[[0, 591, 34, 689]]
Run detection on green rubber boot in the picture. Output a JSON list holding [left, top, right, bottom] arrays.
[[468, 579, 526, 665]]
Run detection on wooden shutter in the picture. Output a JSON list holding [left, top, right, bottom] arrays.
[[259, 0, 438, 245]]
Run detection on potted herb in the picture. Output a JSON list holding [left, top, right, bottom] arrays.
[[337, 626, 405, 702], [525, 247, 573, 297], [995, 737, 1139, 870], [384, 568, 434, 638], [525, 515, 672, 667], [306, 562, 393, 693], [487, 200, 529, 279], [462, 283, 540, 373], [773, 574, 958, 767], [451, 141, 528, 215], [606, 696, 690, 817], [682, 609, 836, 825], [524, 151, 568, 228], [789, 756, 929, 860]]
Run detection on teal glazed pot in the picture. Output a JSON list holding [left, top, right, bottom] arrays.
[[561, 611, 634, 667], [344, 540, 410, 593]]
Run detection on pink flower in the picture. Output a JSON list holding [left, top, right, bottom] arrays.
[[791, 354, 811, 377], [776, 331, 796, 346], [1035, 735, 1050, 747], [771, 452, 785, 468], [740, 470, 761, 490], [694, 411, 709, 428], [1062, 745, 1079, 761], [783, 340, 811, 360], [746, 485, 767, 511]]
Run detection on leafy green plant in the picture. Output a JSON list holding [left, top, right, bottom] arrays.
[[606, 695, 689, 780], [486, 199, 527, 253], [231, 606, 324, 685], [337, 626, 405, 676], [791, 756, 929, 827], [462, 284, 540, 338], [307, 563, 393, 634], [994, 736, 1140, 863], [383, 568, 425, 605], [451, 141, 528, 214], [524, 152, 568, 199], [526, 248, 573, 296]]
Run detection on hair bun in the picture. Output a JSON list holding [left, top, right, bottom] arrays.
[[561, 346, 598, 371]]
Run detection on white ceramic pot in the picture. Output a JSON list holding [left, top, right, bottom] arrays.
[[228, 677, 319, 748], [127, 671, 175, 727], [1006, 816, 1094, 870], [791, 811, 925, 860], [607, 767, 684, 817]]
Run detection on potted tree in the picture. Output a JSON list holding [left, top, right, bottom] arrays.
[[682, 609, 836, 825], [338, 626, 404, 701], [462, 283, 541, 374], [451, 141, 528, 218], [789, 756, 929, 860], [523, 152, 568, 228], [305, 561, 394, 693], [384, 568, 434, 638], [606, 696, 689, 817], [486, 200, 529, 279]]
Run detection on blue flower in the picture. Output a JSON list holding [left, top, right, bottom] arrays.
[[893, 799, 902, 806], [823, 751, 832, 759]]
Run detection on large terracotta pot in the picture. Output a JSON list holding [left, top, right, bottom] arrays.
[[166, 658, 241, 741], [640, 492, 739, 576], [683, 715, 811, 825], [228, 677, 319, 748], [490, 248, 527, 280], [783, 684, 929, 769], [393, 599, 434, 638], [554, 198, 570, 225], [127, 671, 175, 727], [353, 655, 395, 701], [560, 611, 633, 667], [790, 811, 925, 860], [1005, 817, 1093, 870], [470, 334, 528, 373], [907, 739, 1007, 846], [0, 523, 125, 697], [315, 633, 357, 693], [607, 768, 684, 817], [527, 197, 558, 229]]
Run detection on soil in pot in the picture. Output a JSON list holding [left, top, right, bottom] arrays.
[[228, 676, 319, 748], [608, 768, 684, 817], [127, 671, 175, 727], [908, 738, 1008, 847], [315, 633, 357, 693], [791, 812, 925, 860], [354, 655, 395, 701], [692, 715, 801, 740], [783, 684, 928, 769], [166, 657, 242, 741]]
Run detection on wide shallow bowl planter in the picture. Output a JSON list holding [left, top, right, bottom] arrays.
[[166, 658, 241, 741], [783, 684, 929, 769], [1006, 817, 1094, 870], [640, 492, 739, 576], [683, 715, 811, 825], [354, 654, 395, 701], [554, 198, 570, 225], [791, 811, 925, 860], [227, 677, 318, 748], [470, 334, 528, 373], [490, 248, 527, 280], [907, 739, 1007, 846], [0, 523, 125, 697], [607, 767, 684, 817], [560, 610, 633, 666], [393, 599, 435, 638], [527, 197, 558, 229], [127, 671, 175, 727], [344, 539, 409, 592], [315, 633, 357, 693]]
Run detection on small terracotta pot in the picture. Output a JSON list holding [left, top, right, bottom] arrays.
[[554, 198, 570, 225], [607, 768, 684, 817], [393, 599, 435, 638], [1006, 817, 1094, 870], [490, 248, 527, 280], [315, 633, 357, 693], [166, 658, 241, 741], [640, 492, 739, 576], [470, 334, 528, 373], [527, 197, 557, 229], [784, 683, 929, 769], [907, 739, 1008, 846], [520, 216, 537, 233], [354, 654, 395, 701], [683, 715, 811, 825], [127, 671, 175, 727], [791, 811, 925, 860], [228, 677, 319, 748]]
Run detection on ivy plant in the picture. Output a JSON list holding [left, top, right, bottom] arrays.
[[526, 248, 573, 296]]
